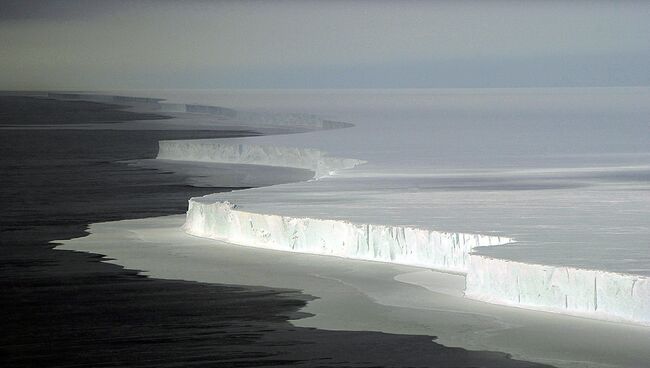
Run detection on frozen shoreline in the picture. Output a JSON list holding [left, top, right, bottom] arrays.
[[57, 215, 650, 368]]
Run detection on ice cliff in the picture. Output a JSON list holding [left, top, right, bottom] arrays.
[[183, 200, 510, 273], [157, 140, 364, 178], [186, 191, 650, 326], [466, 255, 650, 325]]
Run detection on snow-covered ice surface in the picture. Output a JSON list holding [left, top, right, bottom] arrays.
[[56, 89, 650, 325]]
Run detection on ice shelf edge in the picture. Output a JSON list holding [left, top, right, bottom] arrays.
[[157, 140, 365, 179], [183, 200, 511, 274], [465, 254, 650, 326]]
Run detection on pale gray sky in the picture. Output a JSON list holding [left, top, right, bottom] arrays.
[[1, 0, 649, 89]]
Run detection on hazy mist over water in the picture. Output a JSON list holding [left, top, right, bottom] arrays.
[[1, 0, 649, 89]]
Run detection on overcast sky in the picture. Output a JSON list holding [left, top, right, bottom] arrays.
[[1, 0, 649, 90]]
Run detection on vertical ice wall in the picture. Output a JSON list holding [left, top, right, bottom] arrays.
[[465, 255, 650, 325], [183, 200, 511, 273], [157, 140, 365, 178]]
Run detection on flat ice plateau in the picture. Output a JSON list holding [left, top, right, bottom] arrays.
[[54, 88, 650, 366]]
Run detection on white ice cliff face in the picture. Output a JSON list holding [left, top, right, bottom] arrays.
[[466, 255, 650, 325], [183, 200, 510, 273], [157, 140, 365, 178], [184, 190, 650, 326]]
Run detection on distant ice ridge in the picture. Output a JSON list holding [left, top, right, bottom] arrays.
[[48, 92, 352, 130], [183, 200, 511, 273], [48, 92, 165, 104], [466, 255, 650, 326], [160, 102, 352, 129], [157, 140, 365, 178]]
